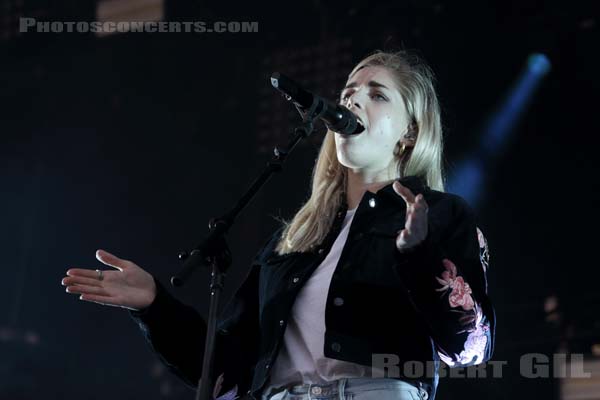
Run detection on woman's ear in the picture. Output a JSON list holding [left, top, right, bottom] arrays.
[[402, 122, 418, 147], [408, 120, 419, 135]]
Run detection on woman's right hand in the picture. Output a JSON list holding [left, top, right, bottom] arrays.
[[62, 249, 157, 311]]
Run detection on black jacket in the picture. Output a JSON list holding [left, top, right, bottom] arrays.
[[129, 175, 495, 399]]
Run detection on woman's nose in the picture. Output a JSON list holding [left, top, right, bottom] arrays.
[[346, 96, 362, 110]]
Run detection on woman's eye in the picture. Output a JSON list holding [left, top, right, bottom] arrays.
[[340, 91, 387, 103]]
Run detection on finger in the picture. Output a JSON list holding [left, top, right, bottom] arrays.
[[66, 268, 102, 279], [407, 194, 427, 216], [396, 229, 410, 249], [412, 203, 428, 216], [96, 249, 128, 271], [415, 194, 429, 211], [392, 181, 416, 204], [66, 284, 110, 297], [404, 210, 416, 235], [406, 205, 428, 235], [62, 275, 103, 287], [79, 293, 120, 307]]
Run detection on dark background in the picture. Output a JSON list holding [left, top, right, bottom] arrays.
[[1, 0, 599, 398]]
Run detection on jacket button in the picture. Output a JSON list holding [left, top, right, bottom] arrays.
[[318, 248, 325, 254], [333, 297, 344, 306], [265, 363, 270, 370], [331, 342, 341, 352], [279, 320, 284, 326], [292, 277, 299, 283], [369, 198, 376, 208]]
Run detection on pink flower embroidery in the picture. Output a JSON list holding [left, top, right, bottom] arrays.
[[436, 259, 474, 311]]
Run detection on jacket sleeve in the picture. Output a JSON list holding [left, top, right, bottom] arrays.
[[127, 230, 282, 396], [394, 196, 495, 367]]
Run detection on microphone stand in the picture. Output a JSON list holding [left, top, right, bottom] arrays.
[[171, 101, 320, 400]]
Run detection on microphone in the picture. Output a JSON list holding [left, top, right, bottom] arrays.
[[270, 72, 365, 135]]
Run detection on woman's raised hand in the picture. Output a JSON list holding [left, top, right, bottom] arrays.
[[62, 249, 157, 311], [392, 181, 429, 252]]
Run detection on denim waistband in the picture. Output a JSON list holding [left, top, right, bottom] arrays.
[[265, 377, 421, 398]]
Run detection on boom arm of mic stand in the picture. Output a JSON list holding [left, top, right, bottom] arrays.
[[170, 91, 318, 400], [170, 118, 315, 287], [171, 87, 319, 400]]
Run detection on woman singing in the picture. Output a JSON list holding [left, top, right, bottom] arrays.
[[62, 50, 495, 400]]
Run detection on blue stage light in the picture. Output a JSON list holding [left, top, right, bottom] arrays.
[[447, 53, 551, 207], [528, 53, 551, 76]]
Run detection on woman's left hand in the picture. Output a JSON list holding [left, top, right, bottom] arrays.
[[392, 181, 429, 252]]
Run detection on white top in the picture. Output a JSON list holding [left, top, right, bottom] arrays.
[[267, 208, 379, 387]]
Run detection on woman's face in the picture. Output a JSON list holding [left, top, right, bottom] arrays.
[[335, 65, 412, 175]]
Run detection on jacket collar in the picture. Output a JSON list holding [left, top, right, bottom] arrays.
[[335, 175, 429, 216]]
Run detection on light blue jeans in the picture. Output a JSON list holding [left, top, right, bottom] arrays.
[[261, 377, 429, 400]]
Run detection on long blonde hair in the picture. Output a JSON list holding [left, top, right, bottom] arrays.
[[275, 50, 445, 254]]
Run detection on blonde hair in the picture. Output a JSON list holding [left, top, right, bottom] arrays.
[[275, 50, 445, 254]]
